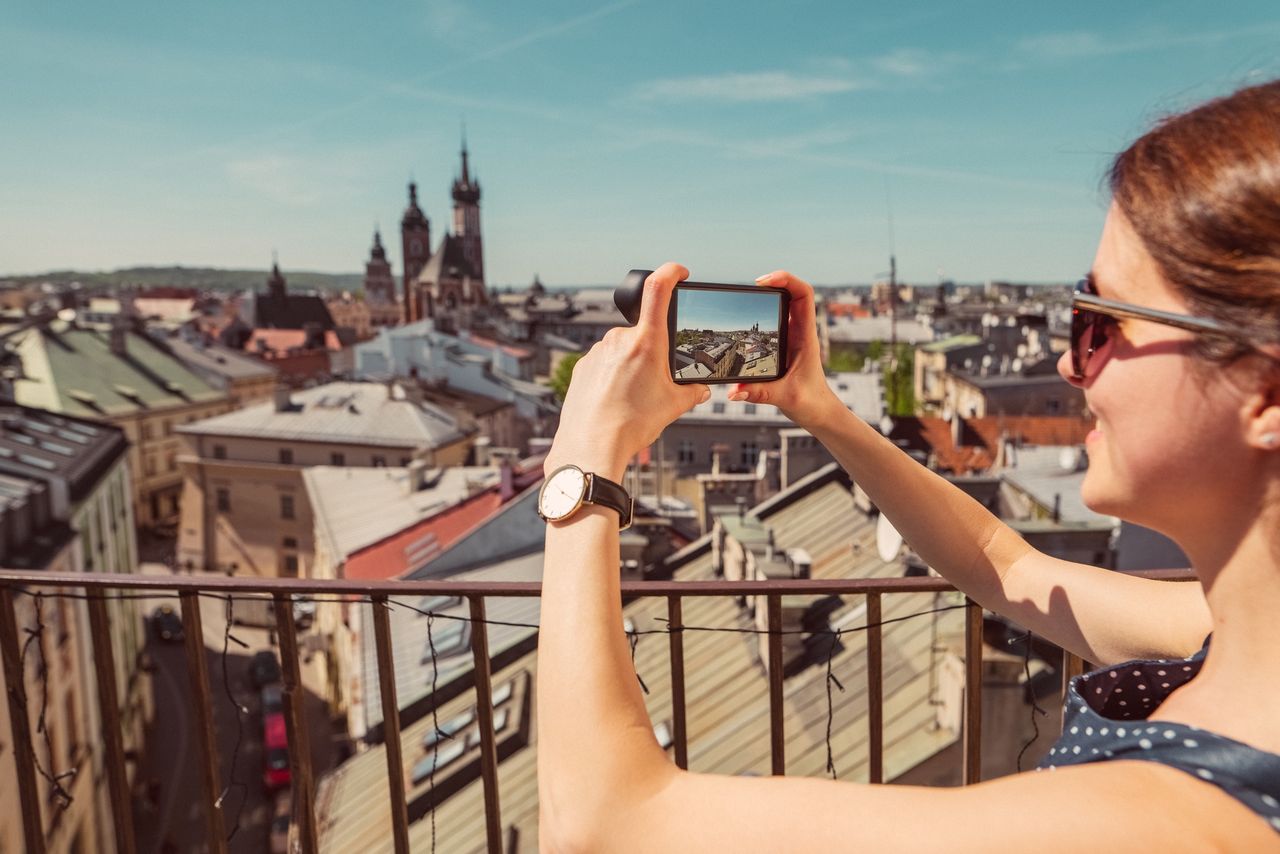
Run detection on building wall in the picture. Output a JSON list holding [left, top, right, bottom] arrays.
[[946, 376, 1086, 419], [0, 542, 114, 854], [112, 396, 235, 528], [175, 432, 472, 576], [228, 373, 277, 408], [659, 421, 784, 478]]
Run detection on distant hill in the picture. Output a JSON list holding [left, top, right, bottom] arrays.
[[0, 266, 364, 294]]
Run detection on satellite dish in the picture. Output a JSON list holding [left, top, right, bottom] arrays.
[[876, 514, 905, 563], [878, 414, 894, 436], [1058, 447, 1083, 472]]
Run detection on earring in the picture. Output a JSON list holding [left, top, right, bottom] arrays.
[[1263, 433, 1279, 449]]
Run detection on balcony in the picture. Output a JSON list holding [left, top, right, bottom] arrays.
[[0, 567, 1193, 854]]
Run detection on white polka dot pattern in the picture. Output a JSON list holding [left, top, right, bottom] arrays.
[[1037, 634, 1280, 833]]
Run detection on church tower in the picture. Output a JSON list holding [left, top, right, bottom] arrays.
[[451, 138, 483, 283], [400, 181, 431, 322], [363, 229, 395, 305]]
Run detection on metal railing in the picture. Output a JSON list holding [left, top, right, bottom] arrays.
[[0, 568, 1194, 854]]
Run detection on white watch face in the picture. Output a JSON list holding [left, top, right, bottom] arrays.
[[540, 466, 587, 520]]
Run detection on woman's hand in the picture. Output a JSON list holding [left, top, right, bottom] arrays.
[[726, 270, 842, 429], [543, 262, 711, 482]]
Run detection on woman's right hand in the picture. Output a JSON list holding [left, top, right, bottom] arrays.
[[726, 270, 842, 428]]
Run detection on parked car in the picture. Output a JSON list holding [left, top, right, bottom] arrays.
[[249, 650, 281, 689], [263, 712, 291, 790], [269, 790, 291, 854], [261, 683, 283, 716], [150, 605, 184, 643]]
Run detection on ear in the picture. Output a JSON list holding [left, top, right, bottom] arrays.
[[1245, 364, 1280, 451]]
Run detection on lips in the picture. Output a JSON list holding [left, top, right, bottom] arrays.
[[1086, 428, 1103, 443]]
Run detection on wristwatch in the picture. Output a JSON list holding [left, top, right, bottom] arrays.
[[538, 464, 633, 530]]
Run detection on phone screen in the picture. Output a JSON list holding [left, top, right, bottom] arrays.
[[671, 284, 786, 382]]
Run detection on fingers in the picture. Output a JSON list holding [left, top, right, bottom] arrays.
[[637, 262, 689, 334], [754, 270, 814, 306], [688, 384, 712, 409], [727, 381, 774, 405]]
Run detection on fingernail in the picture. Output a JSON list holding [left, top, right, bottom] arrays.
[[699, 387, 712, 403], [727, 391, 748, 401], [754, 273, 774, 284]]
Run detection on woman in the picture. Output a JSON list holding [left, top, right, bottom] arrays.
[[537, 79, 1280, 851]]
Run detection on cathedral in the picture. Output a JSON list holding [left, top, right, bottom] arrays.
[[369, 141, 489, 332]]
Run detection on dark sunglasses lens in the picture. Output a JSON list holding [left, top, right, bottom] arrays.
[[1072, 308, 1115, 378]]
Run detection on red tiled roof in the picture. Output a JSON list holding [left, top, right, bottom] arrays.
[[344, 490, 505, 580], [246, 328, 345, 354], [889, 415, 1094, 475], [463, 332, 533, 360]]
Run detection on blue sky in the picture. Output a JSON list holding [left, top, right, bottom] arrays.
[[3, 2, 1278, 286], [677, 287, 782, 334]]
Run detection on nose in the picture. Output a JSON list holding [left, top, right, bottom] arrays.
[[1056, 349, 1085, 388]]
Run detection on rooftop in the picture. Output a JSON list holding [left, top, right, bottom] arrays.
[[164, 336, 278, 382], [0, 404, 128, 504], [8, 320, 226, 417], [177, 381, 467, 449]]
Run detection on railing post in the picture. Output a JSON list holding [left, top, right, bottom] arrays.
[[766, 594, 785, 776], [179, 591, 228, 854], [468, 596, 503, 854], [1061, 649, 1087, 732], [865, 592, 884, 784], [371, 595, 411, 854], [273, 592, 318, 854], [666, 595, 688, 770], [961, 597, 984, 785], [0, 586, 46, 854], [86, 592, 137, 853]]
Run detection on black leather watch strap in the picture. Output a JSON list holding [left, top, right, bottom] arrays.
[[586, 473, 633, 530]]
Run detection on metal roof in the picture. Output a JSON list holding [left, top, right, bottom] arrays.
[[9, 321, 226, 418], [306, 465, 501, 562], [176, 381, 467, 449], [165, 336, 278, 382]]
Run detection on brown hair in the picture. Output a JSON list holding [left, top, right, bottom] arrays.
[[1109, 78, 1280, 365]]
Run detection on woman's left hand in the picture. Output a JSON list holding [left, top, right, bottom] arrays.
[[543, 262, 711, 481]]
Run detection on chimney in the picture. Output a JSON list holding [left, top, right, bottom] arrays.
[[273, 384, 293, 413], [499, 457, 514, 501], [406, 459, 429, 494], [109, 316, 128, 357], [951, 411, 963, 450], [711, 442, 730, 476]]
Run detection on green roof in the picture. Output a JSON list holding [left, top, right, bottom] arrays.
[[919, 334, 981, 353], [11, 322, 226, 418]]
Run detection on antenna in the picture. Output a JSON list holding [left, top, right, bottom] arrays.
[[884, 178, 899, 415]]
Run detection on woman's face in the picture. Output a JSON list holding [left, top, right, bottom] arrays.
[[1056, 205, 1254, 533]]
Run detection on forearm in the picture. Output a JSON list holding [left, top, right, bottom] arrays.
[[536, 501, 675, 846], [801, 399, 1034, 609]]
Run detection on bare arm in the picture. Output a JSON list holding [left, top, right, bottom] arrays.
[[733, 270, 1210, 666]]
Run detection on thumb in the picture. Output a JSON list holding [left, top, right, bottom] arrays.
[[689, 384, 712, 409], [726, 381, 777, 405]]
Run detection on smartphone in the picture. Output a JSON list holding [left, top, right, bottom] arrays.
[[667, 281, 790, 384]]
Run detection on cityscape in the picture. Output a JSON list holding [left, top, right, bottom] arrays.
[[674, 288, 782, 380], [1, 2, 1263, 852]]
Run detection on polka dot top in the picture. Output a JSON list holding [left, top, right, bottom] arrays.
[[1037, 634, 1280, 833]]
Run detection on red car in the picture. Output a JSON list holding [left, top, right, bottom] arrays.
[[263, 712, 291, 790]]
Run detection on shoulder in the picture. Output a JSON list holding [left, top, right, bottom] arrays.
[[956, 760, 1280, 852]]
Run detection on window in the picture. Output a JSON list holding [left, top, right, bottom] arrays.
[[213, 444, 226, 460], [216, 488, 230, 512], [741, 441, 759, 467], [282, 554, 299, 576], [330, 452, 345, 466], [283, 537, 298, 549], [420, 621, 469, 662], [423, 710, 475, 749], [1046, 399, 1062, 414], [400, 457, 411, 467], [141, 423, 153, 441], [372, 456, 387, 467], [677, 440, 696, 465], [163, 419, 172, 436], [711, 402, 725, 414], [143, 456, 155, 477], [410, 740, 467, 784], [279, 448, 294, 465], [280, 494, 295, 520], [744, 404, 757, 415], [166, 451, 177, 471]]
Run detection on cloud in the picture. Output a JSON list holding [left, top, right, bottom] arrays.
[[870, 48, 961, 78], [633, 71, 867, 103]]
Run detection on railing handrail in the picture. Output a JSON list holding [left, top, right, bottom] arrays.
[[0, 567, 1195, 597]]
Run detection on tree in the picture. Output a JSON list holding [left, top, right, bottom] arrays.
[[549, 352, 584, 402]]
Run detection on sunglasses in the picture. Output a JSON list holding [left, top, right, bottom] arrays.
[[1069, 275, 1249, 380]]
